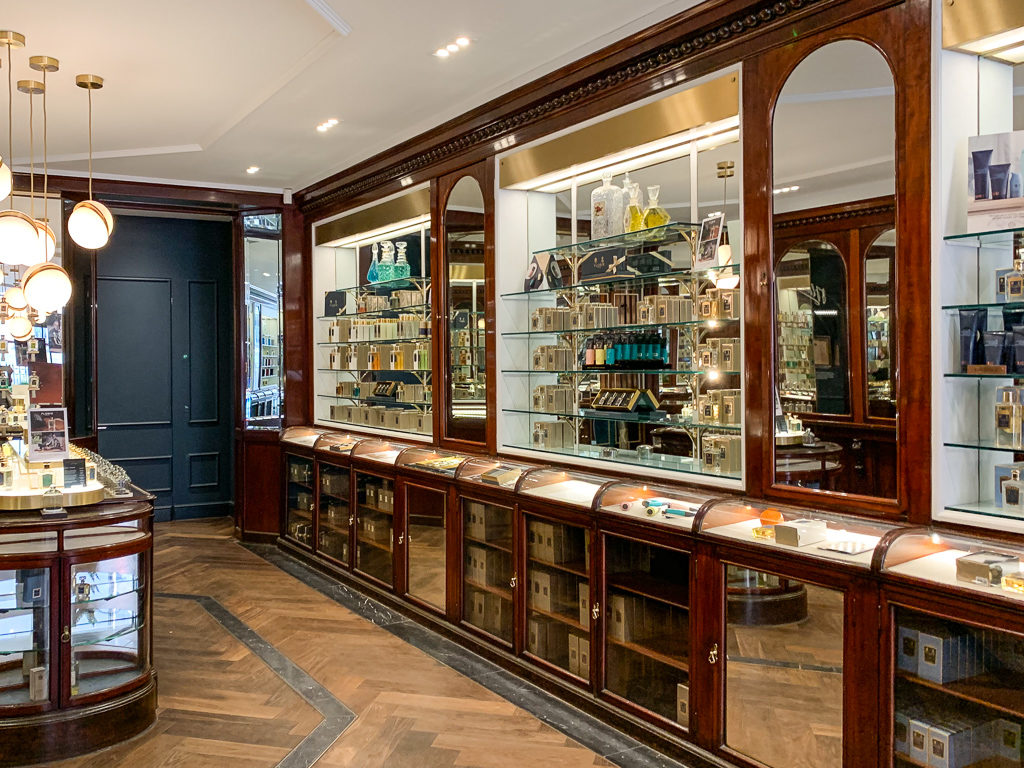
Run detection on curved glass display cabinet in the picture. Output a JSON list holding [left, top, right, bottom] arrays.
[[313, 432, 363, 456], [455, 456, 537, 490], [395, 446, 472, 478], [516, 468, 609, 510], [281, 426, 329, 449], [595, 481, 720, 532], [350, 438, 412, 466]]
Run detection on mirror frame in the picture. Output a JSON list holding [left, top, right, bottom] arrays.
[[433, 160, 496, 453], [743, 1, 931, 521]]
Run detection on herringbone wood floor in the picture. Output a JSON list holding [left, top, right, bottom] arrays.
[[53, 518, 615, 768]]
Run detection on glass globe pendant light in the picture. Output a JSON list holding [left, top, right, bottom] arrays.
[[6, 312, 32, 342], [29, 56, 58, 264], [713, 160, 740, 291], [0, 31, 35, 266], [22, 262, 71, 313], [67, 74, 113, 250], [4, 285, 26, 312]]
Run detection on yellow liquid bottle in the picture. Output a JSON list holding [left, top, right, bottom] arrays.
[[641, 185, 671, 237], [625, 183, 644, 233]]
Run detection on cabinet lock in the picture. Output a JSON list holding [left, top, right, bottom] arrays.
[[348, 516, 354, 526], [509, 573, 517, 589], [398, 534, 405, 545], [708, 642, 719, 664], [61, 626, 70, 643], [591, 602, 600, 620]]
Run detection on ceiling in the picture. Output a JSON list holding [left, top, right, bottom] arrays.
[[0, 0, 705, 195]]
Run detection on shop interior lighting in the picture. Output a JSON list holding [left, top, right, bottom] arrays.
[[322, 214, 430, 249], [435, 36, 471, 58], [246, 166, 260, 174], [316, 118, 339, 133]]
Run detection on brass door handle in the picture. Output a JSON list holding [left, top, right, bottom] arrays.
[[61, 626, 70, 643], [708, 642, 719, 664], [398, 534, 405, 545], [349, 516, 354, 526], [591, 602, 600, 620], [509, 574, 517, 588]]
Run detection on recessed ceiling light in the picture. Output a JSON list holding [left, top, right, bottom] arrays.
[[435, 48, 449, 58], [262, 272, 271, 277], [773, 185, 800, 194], [246, 166, 260, 174], [316, 118, 340, 133], [435, 36, 471, 58], [446, 43, 459, 52], [456, 36, 470, 47]]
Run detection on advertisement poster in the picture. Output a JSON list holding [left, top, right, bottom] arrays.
[[27, 407, 69, 462]]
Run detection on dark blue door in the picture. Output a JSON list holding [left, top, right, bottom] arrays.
[[96, 215, 234, 521]]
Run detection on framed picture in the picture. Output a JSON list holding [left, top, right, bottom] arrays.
[[695, 213, 725, 270], [813, 336, 832, 366], [27, 407, 69, 462]]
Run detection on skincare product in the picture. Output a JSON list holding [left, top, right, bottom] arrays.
[[958, 309, 987, 371], [973, 148, 994, 200], [991, 162, 1012, 200]]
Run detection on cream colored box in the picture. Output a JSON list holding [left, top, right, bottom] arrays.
[[568, 633, 580, 676], [578, 582, 590, 629], [578, 638, 590, 680], [676, 683, 689, 727], [529, 571, 553, 611]]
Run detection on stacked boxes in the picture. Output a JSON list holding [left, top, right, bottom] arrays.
[[701, 434, 742, 474], [532, 384, 575, 414], [896, 705, 1021, 767], [527, 522, 588, 565], [568, 633, 591, 679], [532, 345, 575, 372], [532, 421, 575, 450], [464, 502, 511, 542]]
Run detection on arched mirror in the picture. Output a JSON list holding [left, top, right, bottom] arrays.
[[771, 40, 897, 499], [444, 176, 487, 444]]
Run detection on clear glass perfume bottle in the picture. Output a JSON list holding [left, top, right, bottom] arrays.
[[625, 182, 644, 233], [1004, 468, 1024, 510], [641, 185, 671, 236], [995, 386, 1022, 448], [367, 242, 380, 284], [591, 173, 624, 240], [394, 241, 411, 279], [378, 241, 395, 282]]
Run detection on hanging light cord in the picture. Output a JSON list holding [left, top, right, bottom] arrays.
[[42, 68, 46, 224], [6, 43, 12, 211], [28, 89, 34, 220], [87, 86, 93, 200]]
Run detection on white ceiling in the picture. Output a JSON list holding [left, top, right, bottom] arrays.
[[1, 0, 706, 195]]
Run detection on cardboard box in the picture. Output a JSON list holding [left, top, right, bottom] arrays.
[[898, 626, 920, 674], [466, 545, 487, 585], [529, 571, 553, 611], [568, 633, 580, 676], [909, 718, 930, 764], [578, 637, 590, 681], [918, 625, 967, 684], [677, 683, 690, 728], [894, 712, 910, 756], [527, 617, 547, 656], [579, 582, 590, 629], [775, 519, 829, 547], [609, 594, 637, 642], [484, 592, 511, 637]]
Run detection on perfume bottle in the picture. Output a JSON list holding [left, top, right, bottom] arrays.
[[591, 173, 624, 239], [1004, 469, 1024, 511], [625, 182, 644, 233], [1009, 258, 1024, 302], [996, 387, 1023, 448], [378, 241, 395, 282], [367, 243, 380, 284], [394, 241, 411, 279], [641, 185, 671, 236]]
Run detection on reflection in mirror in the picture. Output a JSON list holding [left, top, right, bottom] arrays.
[[865, 229, 895, 418], [772, 40, 897, 500], [445, 177, 486, 443], [776, 240, 849, 416], [243, 213, 282, 429]]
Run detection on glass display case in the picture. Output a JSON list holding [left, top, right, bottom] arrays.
[[242, 213, 283, 429], [317, 462, 350, 566], [516, 468, 607, 510], [940, 227, 1024, 530], [395, 446, 471, 478], [312, 189, 432, 438], [281, 426, 328, 449], [462, 497, 514, 644], [602, 535, 691, 728], [404, 483, 446, 611], [525, 513, 591, 681], [0, 560, 52, 707], [697, 498, 898, 568], [455, 456, 536, 491], [350, 438, 410, 466], [69, 549, 148, 700], [354, 471, 395, 587], [313, 432, 363, 456], [284, 454, 314, 548], [596, 481, 719, 532]]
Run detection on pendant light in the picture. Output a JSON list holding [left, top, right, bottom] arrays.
[[67, 74, 113, 250], [713, 160, 740, 291], [29, 56, 57, 263], [7, 312, 32, 342], [0, 31, 37, 266], [17, 76, 47, 266], [3, 285, 25, 312], [22, 262, 71, 313]]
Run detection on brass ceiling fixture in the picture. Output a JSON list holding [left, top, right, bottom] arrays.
[[943, 0, 1024, 64], [714, 160, 739, 291], [30, 55, 57, 263], [66, 74, 113, 250]]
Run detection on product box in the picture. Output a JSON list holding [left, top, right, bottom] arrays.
[[918, 625, 970, 684], [568, 633, 580, 676], [774, 519, 829, 547], [529, 571, 553, 611], [909, 718, 930, 764], [609, 594, 638, 642], [995, 462, 1024, 508], [527, 617, 547, 657], [677, 683, 690, 728], [484, 592, 511, 637], [956, 551, 1021, 587], [578, 582, 590, 629], [578, 637, 590, 680], [988, 718, 1022, 763], [928, 722, 973, 768], [898, 625, 920, 674], [28, 666, 46, 702], [894, 712, 910, 756], [465, 545, 487, 585]]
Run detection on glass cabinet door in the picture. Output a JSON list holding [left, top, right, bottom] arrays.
[[285, 454, 314, 547], [354, 472, 394, 586], [69, 552, 148, 699], [723, 567, 843, 768], [462, 499, 513, 644], [318, 463, 350, 566], [603, 536, 690, 727], [0, 566, 51, 707], [525, 514, 591, 681], [406, 484, 446, 611]]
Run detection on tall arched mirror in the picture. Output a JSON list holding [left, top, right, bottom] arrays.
[[772, 40, 897, 500], [444, 176, 487, 444]]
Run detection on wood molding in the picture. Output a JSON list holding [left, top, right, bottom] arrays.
[[773, 195, 895, 231]]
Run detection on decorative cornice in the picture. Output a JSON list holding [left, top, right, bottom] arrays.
[[300, 0, 831, 216], [774, 201, 895, 230]]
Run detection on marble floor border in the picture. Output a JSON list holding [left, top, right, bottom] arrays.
[[245, 543, 718, 768], [155, 592, 356, 768]]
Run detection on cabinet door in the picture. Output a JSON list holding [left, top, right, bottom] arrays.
[[354, 471, 395, 587], [405, 483, 446, 612], [65, 549, 149, 704], [602, 535, 691, 730], [0, 559, 56, 710], [317, 463, 351, 567], [284, 454, 314, 548], [523, 513, 591, 683], [462, 497, 514, 646]]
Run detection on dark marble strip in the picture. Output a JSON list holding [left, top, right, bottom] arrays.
[[156, 592, 356, 768], [728, 655, 843, 674], [245, 543, 716, 768]]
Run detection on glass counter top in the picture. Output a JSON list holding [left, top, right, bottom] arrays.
[[350, 438, 415, 466], [596, 481, 720, 532], [395, 446, 472, 477], [516, 467, 610, 509], [455, 456, 538, 490], [281, 426, 329, 448], [314, 432, 365, 455]]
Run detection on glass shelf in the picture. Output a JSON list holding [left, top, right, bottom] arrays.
[[502, 368, 740, 377], [316, 302, 430, 320], [317, 335, 429, 346], [941, 301, 1024, 311], [532, 221, 697, 257], [944, 372, 1024, 379], [330, 276, 429, 294], [501, 317, 739, 337], [942, 500, 1024, 520], [71, 617, 141, 648], [505, 442, 740, 480], [317, 394, 432, 407], [501, 263, 741, 299], [944, 227, 1024, 246], [944, 440, 1024, 452], [503, 408, 742, 430], [317, 368, 432, 374]]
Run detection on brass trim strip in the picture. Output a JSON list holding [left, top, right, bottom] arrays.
[[943, 0, 1024, 54], [315, 188, 430, 247], [0, 484, 107, 512], [499, 73, 738, 189]]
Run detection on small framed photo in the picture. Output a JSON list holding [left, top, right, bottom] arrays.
[[695, 213, 725, 270], [27, 407, 69, 462]]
